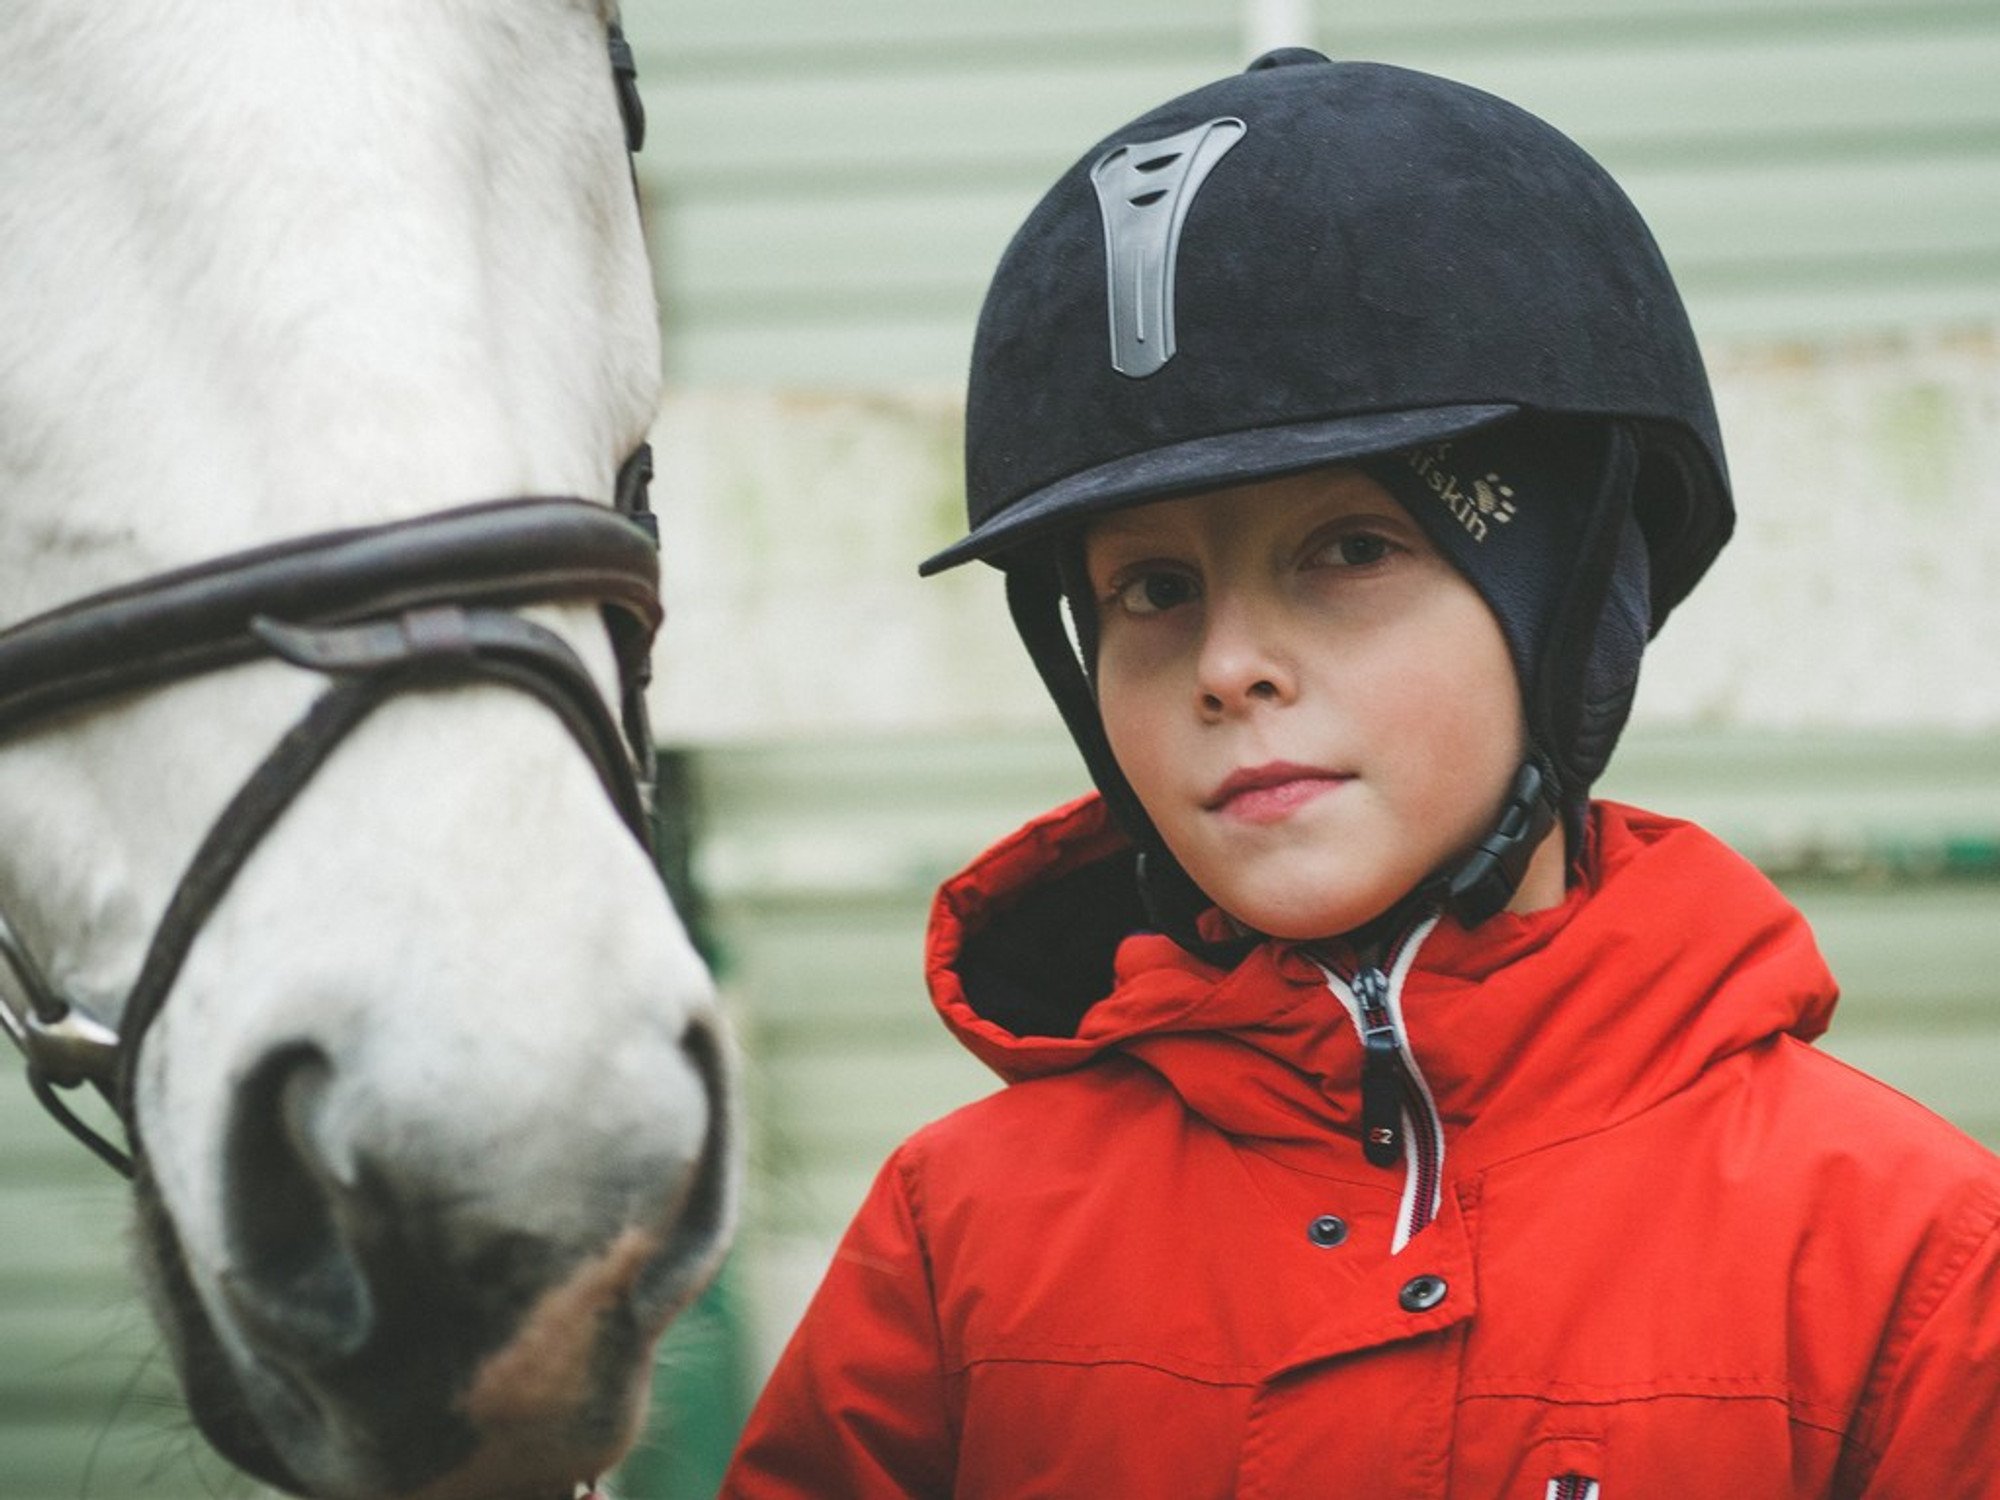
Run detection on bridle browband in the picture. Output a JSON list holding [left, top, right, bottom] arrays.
[[0, 480, 665, 1178]]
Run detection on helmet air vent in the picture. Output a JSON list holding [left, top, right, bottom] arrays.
[[1089, 118, 1246, 378]]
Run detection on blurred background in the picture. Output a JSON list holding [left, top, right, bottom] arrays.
[[4, 1, 1996, 1495]]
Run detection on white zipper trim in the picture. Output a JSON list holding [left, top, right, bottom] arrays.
[[1314, 914, 1444, 1254], [1380, 915, 1445, 1250]]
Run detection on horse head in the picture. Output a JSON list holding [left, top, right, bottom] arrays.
[[0, 4, 733, 1495]]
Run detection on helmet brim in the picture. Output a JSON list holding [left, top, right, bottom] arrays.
[[920, 402, 1518, 575]]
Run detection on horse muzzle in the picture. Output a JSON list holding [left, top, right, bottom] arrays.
[[137, 1010, 734, 1500]]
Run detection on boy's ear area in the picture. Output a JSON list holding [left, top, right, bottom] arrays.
[[1531, 422, 1649, 816]]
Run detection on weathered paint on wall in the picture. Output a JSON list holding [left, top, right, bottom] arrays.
[[647, 329, 2000, 745], [1647, 330, 2000, 730]]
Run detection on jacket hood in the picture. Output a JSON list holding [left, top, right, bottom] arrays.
[[926, 795, 1838, 1165]]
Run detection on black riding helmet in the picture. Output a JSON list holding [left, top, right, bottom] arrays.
[[922, 50, 1734, 953]]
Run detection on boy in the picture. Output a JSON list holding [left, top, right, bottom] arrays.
[[720, 51, 2000, 1497]]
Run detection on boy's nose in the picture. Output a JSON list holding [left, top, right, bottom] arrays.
[[1195, 599, 1294, 717]]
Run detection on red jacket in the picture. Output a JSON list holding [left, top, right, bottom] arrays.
[[722, 799, 2000, 1498]]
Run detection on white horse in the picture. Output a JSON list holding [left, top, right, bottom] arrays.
[[0, 4, 732, 1497]]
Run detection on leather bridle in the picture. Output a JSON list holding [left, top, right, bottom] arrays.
[[0, 20, 664, 1182], [0, 474, 666, 1177]]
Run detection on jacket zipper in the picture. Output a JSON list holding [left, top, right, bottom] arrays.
[[1315, 915, 1445, 1252], [1548, 1478, 1600, 1500]]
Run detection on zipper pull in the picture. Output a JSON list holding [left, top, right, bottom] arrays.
[[1354, 963, 1404, 1168], [1360, 1022, 1405, 1167]]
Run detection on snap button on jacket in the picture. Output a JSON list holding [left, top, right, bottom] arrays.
[[721, 800, 2000, 1498]]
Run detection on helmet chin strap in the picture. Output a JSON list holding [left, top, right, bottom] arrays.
[[1440, 756, 1562, 926], [1337, 753, 1560, 953]]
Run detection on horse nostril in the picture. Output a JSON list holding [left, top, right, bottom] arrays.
[[220, 1044, 374, 1364], [636, 1014, 734, 1316]]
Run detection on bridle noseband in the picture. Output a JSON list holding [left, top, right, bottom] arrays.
[[0, 476, 665, 1178]]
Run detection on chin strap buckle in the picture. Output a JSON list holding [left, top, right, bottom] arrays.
[[1445, 759, 1560, 927]]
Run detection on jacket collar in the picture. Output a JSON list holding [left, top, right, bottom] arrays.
[[927, 794, 1838, 1167]]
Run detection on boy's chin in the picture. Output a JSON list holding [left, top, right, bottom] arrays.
[[1207, 887, 1411, 945]]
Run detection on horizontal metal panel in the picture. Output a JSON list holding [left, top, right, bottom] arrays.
[[1367, 26, 2000, 158], [0, 1191, 135, 1287], [641, 0, 1994, 77], [643, 0, 1237, 59], [639, 29, 2000, 198], [1317, 0, 1993, 32], [0, 1084, 281, 1497]]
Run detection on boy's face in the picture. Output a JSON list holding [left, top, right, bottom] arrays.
[[1085, 466, 1537, 940]]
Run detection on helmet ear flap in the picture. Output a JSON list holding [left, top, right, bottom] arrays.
[[1534, 423, 1650, 823], [1630, 426, 1732, 631]]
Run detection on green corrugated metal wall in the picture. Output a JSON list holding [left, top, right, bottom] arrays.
[[0, 1090, 277, 1499]]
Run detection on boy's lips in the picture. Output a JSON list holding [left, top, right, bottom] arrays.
[[1206, 762, 1353, 823]]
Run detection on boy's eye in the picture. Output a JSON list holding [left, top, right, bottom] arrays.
[[1110, 569, 1199, 616], [1313, 532, 1394, 568]]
